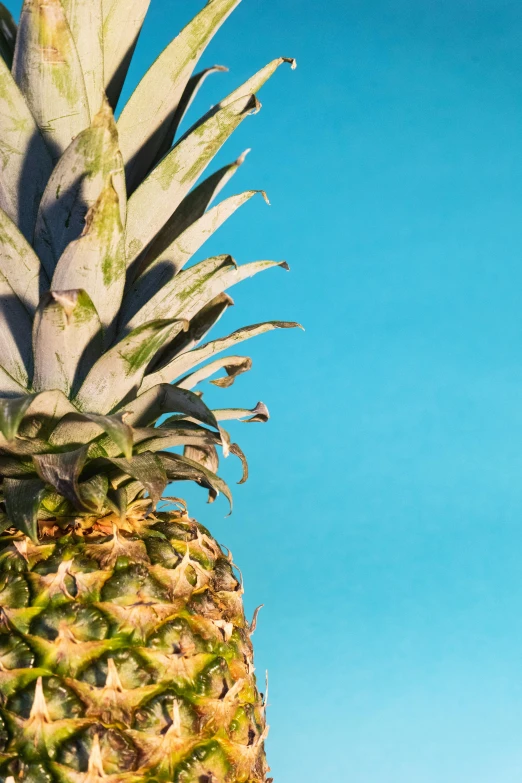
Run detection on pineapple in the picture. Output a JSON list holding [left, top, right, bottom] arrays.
[[0, 2, 299, 781]]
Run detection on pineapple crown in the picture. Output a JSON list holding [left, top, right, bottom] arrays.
[[0, 0, 300, 541]]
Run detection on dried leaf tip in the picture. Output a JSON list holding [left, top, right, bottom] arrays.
[[51, 290, 79, 320], [29, 677, 51, 724], [105, 658, 124, 692], [282, 57, 297, 70], [92, 94, 117, 132], [236, 148, 251, 165]]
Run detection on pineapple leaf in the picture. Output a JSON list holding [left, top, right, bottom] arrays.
[[118, 0, 241, 189], [74, 319, 188, 414], [213, 401, 270, 422], [33, 446, 89, 510], [12, 0, 90, 159], [33, 98, 126, 279], [51, 178, 126, 339], [151, 64, 229, 168], [125, 94, 259, 268], [0, 206, 46, 314], [177, 356, 252, 390], [157, 451, 233, 513], [220, 57, 296, 106], [131, 149, 250, 281], [3, 477, 46, 541], [32, 290, 103, 397], [120, 384, 219, 430], [134, 421, 224, 453], [78, 473, 109, 514], [102, 0, 151, 109], [0, 367, 28, 399], [147, 293, 234, 374], [142, 321, 301, 390], [0, 273, 33, 388], [61, 0, 104, 119], [124, 191, 266, 319], [0, 3, 16, 67], [109, 452, 167, 509], [79, 413, 133, 460], [0, 395, 36, 441], [0, 56, 53, 242], [120, 254, 236, 332], [17, 390, 78, 441]]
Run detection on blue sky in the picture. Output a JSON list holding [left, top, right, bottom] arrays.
[[7, 0, 522, 780]]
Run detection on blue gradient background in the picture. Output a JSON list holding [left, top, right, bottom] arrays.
[[7, 0, 522, 780]]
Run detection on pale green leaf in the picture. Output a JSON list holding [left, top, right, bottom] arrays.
[[0, 206, 46, 314], [12, 0, 90, 159], [157, 450, 232, 513], [123, 257, 289, 335], [3, 477, 45, 541], [0, 272, 33, 387], [128, 149, 249, 282], [120, 254, 236, 332], [0, 3, 16, 67], [212, 401, 269, 422], [148, 292, 233, 374], [32, 290, 103, 397], [220, 57, 296, 107], [49, 411, 133, 457], [134, 421, 223, 454], [0, 57, 53, 242], [118, 0, 241, 189], [102, 0, 151, 109], [124, 191, 265, 319], [109, 452, 167, 508], [0, 367, 27, 398], [33, 446, 89, 509], [17, 389, 78, 441], [33, 99, 126, 278], [120, 383, 219, 430], [141, 321, 300, 392], [61, 0, 103, 118], [51, 179, 126, 338], [125, 93, 259, 268], [0, 394, 36, 440], [177, 355, 252, 390], [74, 319, 187, 414], [151, 64, 228, 168]]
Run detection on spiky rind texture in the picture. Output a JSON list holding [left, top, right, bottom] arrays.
[[0, 510, 268, 783]]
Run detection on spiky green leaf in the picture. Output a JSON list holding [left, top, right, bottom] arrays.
[[0, 206, 46, 314], [120, 383, 219, 430], [12, 0, 90, 159], [141, 321, 300, 391], [0, 272, 33, 387], [102, 0, 151, 108], [151, 64, 228, 167], [109, 452, 167, 509], [0, 57, 53, 242], [32, 290, 103, 397], [3, 477, 45, 541], [33, 99, 126, 277], [33, 446, 89, 509], [178, 355, 252, 390], [124, 191, 265, 318], [74, 320, 187, 414], [157, 451, 233, 513], [51, 179, 126, 338], [125, 93, 259, 268], [131, 149, 250, 281], [61, 0, 103, 118], [118, 0, 241, 189]]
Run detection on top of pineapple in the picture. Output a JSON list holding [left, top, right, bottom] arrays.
[[0, 0, 300, 541]]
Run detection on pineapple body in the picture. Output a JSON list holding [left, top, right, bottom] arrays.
[[0, 1, 298, 780], [0, 512, 268, 783]]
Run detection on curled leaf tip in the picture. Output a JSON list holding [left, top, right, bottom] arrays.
[[259, 190, 271, 205], [236, 148, 251, 165], [282, 57, 297, 70], [213, 64, 229, 73], [280, 261, 290, 271]]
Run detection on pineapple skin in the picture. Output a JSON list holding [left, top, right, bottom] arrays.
[[0, 512, 269, 783]]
